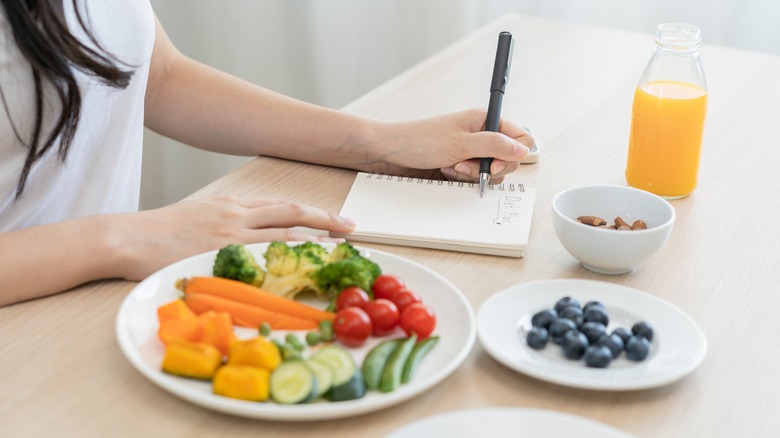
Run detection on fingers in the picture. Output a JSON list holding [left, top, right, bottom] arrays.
[[242, 198, 355, 233], [441, 157, 520, 181], [439, 111, 533, 181], [497, 118, 535, 149], [242, 228, 348, 244]]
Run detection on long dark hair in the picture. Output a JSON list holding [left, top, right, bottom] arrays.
[[1, 0, 134, 198]]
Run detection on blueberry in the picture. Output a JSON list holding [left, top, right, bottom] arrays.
[[580, 321, 607, 344], [549, 318, 578, 345], [626, 336, 651, 361], [583, 306, 609, 326], [611, 327, 632, 345], [632, 321, 654, 342], [561, 330, 589, 360], [596, 333, 625, 358], [526, 327, 549, 349], [554, 296, 581, 314], [583, 301, 605, 313], [531, 308, 558, 329], [559, 306, 584, 326], [584, 345, 613, 368]]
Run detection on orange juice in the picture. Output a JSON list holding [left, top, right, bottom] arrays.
[[625, 80, 707, 198]]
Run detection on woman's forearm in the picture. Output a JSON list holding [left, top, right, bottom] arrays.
[[0, 216, 124, 306], [144, 18, 382, 169]]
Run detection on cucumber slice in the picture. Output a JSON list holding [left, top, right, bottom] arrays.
[[401, 336, 440, 383], [304, 359, 333, 398], [270, 361, 318, 404], [310, 345, 356, 386], [326, 368, 366, 402], [362, 338, 403, 390]]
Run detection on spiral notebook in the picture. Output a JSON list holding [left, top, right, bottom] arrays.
[[332, 172, 536, 257]]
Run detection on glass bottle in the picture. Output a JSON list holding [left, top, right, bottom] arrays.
[[625, 23, 708, 199]]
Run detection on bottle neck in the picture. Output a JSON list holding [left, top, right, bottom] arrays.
[[638, 22, 707, 91], [655, 23, 701, 53]]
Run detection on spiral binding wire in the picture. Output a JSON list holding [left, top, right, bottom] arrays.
[[365, 172, 525, 192]]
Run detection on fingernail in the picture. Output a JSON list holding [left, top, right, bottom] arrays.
[[454, 162, 470, 174], [514, 143, 530, 157], [339, 215, 356, 227], [493, 163, 506, 174], [441, 167, 457, 179]]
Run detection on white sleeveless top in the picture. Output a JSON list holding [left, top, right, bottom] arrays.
[[0, 0, 155, 231]]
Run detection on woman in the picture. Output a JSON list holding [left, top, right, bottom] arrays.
[[0, 0, 532, 306]]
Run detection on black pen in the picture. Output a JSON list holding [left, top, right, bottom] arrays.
[[479, 31, 515, 197]]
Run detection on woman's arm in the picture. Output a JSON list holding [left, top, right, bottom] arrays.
[[143, 17, 533, 181], [0, 196, 355, 307]]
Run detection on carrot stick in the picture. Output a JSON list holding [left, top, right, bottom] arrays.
[[179, 276, 335, 322], [183, 292, 319, 330]]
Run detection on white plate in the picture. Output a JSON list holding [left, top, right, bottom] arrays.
[[386, 407, 635, 438], [116, 242, 475, 421], [477, 279, 706, 390]]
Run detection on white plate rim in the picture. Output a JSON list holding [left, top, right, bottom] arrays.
[[476, 279, 707, 391], [116, 242, 476, 421], [385, 406, 636, 437]]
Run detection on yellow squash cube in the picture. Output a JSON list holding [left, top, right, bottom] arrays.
[[161, 339, 222, 380], [213, 365, 270, 402], [227, 337, 281, 371]]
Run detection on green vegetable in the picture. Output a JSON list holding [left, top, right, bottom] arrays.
[[305, 331, 322, 346], [285, 333, 305, 351], [212, 244, 266, 287], [313, 245, 381, 309], [263, 241, 301, 276], [329, 242, 361, 262], [379, 334, 417, 393], [326, 368, 366, 402], [260, 241, 328, 298], [362, 338, 403, 390], [258, 322, 272, 337], [319, 320, 334, 342], [270, 361, 318, 404], [277, 341, 302, 361], [310, 345, 356, 387], [304, 359, 334, 397], [213, 242, 381, 306], [401, 336, 439, 383]]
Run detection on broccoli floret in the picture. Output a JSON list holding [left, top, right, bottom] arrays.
[[293, 242, 330, 262], [260, 242, 329, 298], [329, 242, 361, 262], [212, 244, 266, 287], [313, 254, 382, 304], [256, 241, 379, 304], [264, 241, 300, 276]]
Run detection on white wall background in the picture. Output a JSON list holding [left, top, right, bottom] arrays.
[[142, 0, 780, 209]]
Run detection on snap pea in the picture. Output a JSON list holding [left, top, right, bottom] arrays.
[[362, 338, 403, 390], [401, 336, 440, 384], [378, 334, 417, 393]]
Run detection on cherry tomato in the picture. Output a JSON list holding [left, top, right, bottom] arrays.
[[390, 288, 422, 313], [333, 307, 373, 348], [400, 303, 436, 339], [372, 274, 406, 300], [364, 299, 400, 336], [335, 286, 370, 311]]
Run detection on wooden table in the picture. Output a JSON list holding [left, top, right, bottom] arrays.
[[3, 13, 780, 437]]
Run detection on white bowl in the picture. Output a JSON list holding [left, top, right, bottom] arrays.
[[552, 185, 675, 275]]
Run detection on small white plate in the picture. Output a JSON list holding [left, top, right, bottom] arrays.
[[116, 242, 476, 421], [386, 407, 635, 438], [477, 279, 706, 390]]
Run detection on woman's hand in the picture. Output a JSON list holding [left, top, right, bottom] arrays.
[[370, 108, 534, 183], [112, 196, 355, 281], [0, 195, 354, 306]]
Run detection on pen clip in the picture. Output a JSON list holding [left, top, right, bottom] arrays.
[[490, 31, 515, 93]]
